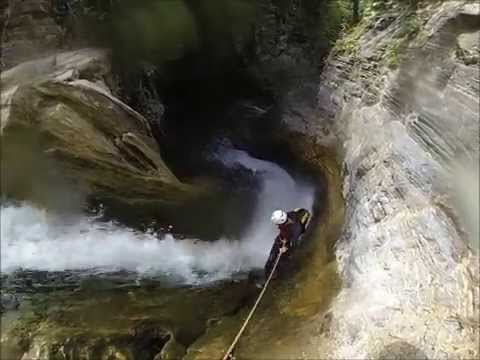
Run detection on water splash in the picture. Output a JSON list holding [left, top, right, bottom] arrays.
[[210, 141, 315, 260], [1, 145, 315, 284]]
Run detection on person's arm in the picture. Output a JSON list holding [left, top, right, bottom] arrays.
[[267, 238, 280, 262], [277, 225, 289, 253], [278, 224, 289, 239]]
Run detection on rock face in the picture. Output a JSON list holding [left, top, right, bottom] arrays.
[[1, 0, 64, 70], [1, 48, 196, 208], [0, 291, 19, 311], [186, 1, 479, 359], [252, 0, 346, 131], [182, 140, 345, 360], [253, 0, 345, 74], [1, 281, 256, 360], [1, 1, 478, 359], [286, 1, 479, 358]]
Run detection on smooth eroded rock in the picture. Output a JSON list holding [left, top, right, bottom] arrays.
[[1, 49, 198, 209]]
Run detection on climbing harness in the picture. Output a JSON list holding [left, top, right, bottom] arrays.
[[221, 249, 285, 360]]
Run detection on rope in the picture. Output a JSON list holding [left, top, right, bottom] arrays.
[[221, 249, 284, 360]]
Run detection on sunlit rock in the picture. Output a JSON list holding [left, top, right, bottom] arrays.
[[1, 49, 197, 209], [311, 2, 479, 359], [193, 1, 479, 359]]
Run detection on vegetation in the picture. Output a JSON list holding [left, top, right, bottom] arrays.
[[333, 16, 369, 55], [306, 0, 351, 51], [334, 0, 421, 65], [384, 12, 420, 68]]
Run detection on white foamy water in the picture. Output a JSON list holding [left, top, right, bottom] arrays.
[[1, 146, 315, 284]]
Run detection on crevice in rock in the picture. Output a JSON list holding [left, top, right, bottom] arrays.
[[115, 134, 159, 173]]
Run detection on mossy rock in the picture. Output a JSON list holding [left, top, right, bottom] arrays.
[[1, 79, 199, 209]]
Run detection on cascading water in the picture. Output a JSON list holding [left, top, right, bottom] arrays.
[[1, 142, 315, 285]]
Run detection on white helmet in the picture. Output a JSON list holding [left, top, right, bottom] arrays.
[[271, 210, 287, 225]]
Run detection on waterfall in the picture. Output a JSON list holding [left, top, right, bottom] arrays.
[[1, 143, 315, 285]]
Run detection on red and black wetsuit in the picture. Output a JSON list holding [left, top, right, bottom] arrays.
[[264, 211, 303, 278], [278, 222, 291, 242]]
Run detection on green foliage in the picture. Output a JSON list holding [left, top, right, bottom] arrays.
[[334, 2, 421, 64], [396, 12, 421, 39], [186, 0, 258, 60], [361, 0, 386, 18], [321, 0, 351, 47], [384, 13, 420, 68], [385, 39, 403, 67], [332, 0, 393, 56], [113, 1, 199, 63], [334, 19, 368, 55], [302, 0, 350, 55], [111, 0, 257, 65]]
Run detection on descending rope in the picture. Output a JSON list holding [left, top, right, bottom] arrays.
[[221, 249, 284, 360]]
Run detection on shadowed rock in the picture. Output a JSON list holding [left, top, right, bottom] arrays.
[[190, 1, 479, 359], [377, 341, 428, 360], [1, 49, 198, 209]]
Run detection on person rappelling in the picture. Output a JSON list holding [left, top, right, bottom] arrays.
[[223, 207, 311, 360], [264, 208, 311, 280]]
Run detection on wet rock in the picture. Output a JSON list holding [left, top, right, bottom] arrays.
[[190, 1, 479, 359], [154, 337, 186, 360], [1, 48, 198, 208], [456, 31, 479, 65], [373, 16, 396, 31], [100, 346, 133, 360], [1, 292, 19, 311], [20, 339, 49, 360], [309, 1, 479, 359], [459, 2, 480, 16], [1, 0, 63, 70], [1, 2, 478, 360], [4, 282, 255, 360], [376, 341, 428, 360], [250, 0, 344, 126], [185, 141, 344, 360], [184, 315, 242, 360]]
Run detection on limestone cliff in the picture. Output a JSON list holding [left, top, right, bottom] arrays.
[[276, 1, 479, 358], [1, 1, 478, 359], [186, 1, 479, 359], [314, 3, 480, 357], [1, 0, 63, 70], [1, 48, 197, 208]]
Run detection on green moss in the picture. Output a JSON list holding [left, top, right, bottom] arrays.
[[334, 0, 422, 61], [362, 0, 385, 18], [309, 0, 350, 49], [384, 12, 420, 68], [385, 39, 403, 68], [396, 12, 421, 39], [456, 47, 480, 65], [334, 19, 369, 55], [4, 282, 258, 357]]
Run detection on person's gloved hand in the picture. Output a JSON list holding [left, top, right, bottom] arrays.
[[279, 246, 288, 254]]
